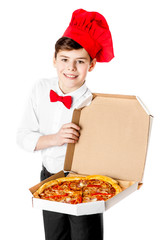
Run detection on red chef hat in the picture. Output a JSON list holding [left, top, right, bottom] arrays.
[[63, 9, 114, 62]]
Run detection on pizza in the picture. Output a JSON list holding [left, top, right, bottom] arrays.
[[33, 175, 122, 204]]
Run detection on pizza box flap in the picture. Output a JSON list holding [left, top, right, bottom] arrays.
[[29, 171, 65, 194], [64, 93, 152, 182]]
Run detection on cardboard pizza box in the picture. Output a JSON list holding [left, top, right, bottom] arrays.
[[29, 93, 152, 216]]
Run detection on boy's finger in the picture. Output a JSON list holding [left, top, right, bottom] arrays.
[[64, 138, 78, 144], [63, 122, 80, 130], [64, 128, 80, 137], [64, 134, 79, 140]]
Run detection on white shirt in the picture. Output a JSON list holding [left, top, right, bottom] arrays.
[[17, 77, 93, 173]]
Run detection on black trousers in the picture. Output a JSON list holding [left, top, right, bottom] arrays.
[[41, 167, 104, 240]]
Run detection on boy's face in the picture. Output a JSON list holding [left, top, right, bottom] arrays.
[[53, 48, 96, 94]]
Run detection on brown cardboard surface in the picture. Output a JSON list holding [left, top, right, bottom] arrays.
[[29, 171, 64, 194], [64, 109, 81, 171], [64, 94, 151, 182]]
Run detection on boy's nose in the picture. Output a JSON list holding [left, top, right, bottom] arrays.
[[67, 62, 76, 71]]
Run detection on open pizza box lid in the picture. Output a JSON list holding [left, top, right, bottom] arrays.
[[64, 93, 152, 183], [30, 93, 152, 216]]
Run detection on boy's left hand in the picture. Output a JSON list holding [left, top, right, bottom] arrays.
[[55, 122, 81, 146]]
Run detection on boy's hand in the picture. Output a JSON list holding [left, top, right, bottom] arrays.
[[55, 123, 80, 146]]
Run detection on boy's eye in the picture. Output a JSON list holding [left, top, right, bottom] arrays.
[[77, 60, 84, 64], [61, 58, 68, 62]]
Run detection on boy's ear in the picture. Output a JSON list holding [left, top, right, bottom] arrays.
[[53, 53, 56, 67], [88, 58, 96, 72]]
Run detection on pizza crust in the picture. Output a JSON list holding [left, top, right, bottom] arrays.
[[33, 180, 58, 196], [56, 176, 85, 184], [85, 175, 118, 185], [112, 184, 122, 194]]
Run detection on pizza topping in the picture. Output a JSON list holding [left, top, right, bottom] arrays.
[[87, 184, 101, 188], [45, 194, 68, 199], [70, 196, 83, 204], [91, 193, 114, 196], [68, 181, 82, 190]]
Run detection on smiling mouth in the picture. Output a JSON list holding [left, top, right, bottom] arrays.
[[64, 73, 78, 79]]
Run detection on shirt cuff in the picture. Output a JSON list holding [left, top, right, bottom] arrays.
[[21, 132, 43, 152]]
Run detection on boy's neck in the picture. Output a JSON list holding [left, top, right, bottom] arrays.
[[58, 81, 85, 94]]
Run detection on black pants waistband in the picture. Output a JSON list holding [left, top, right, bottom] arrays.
[[41, 166, 69, 181], [42, 165, 53, 176]]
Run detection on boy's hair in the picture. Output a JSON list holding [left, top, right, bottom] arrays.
[[55, 37, 92, 61]]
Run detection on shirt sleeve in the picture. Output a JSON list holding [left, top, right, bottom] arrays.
[[75, 90, 93, 109], [16, 81, 43, 152]]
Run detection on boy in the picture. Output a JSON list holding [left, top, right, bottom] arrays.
[[17, 9, 114, 240]]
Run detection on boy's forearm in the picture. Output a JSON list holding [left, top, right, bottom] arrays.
[[35, 134, 57, 151]]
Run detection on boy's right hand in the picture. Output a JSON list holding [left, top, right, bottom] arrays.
[[55, 123, 80, 146]]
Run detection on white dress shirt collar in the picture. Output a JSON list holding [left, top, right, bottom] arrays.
[[56, 80, 88, 106]]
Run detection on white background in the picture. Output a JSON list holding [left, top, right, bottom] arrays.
[[0, 0, 160, 239]]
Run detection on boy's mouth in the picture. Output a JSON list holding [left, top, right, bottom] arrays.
[[64, 73, 78, 79]]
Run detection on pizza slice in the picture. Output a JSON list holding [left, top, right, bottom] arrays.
[[82, 175, 121, 203], [33, 177, 84, 204]]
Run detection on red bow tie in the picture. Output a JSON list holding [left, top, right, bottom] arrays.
[[50, 90, 72, 109]]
